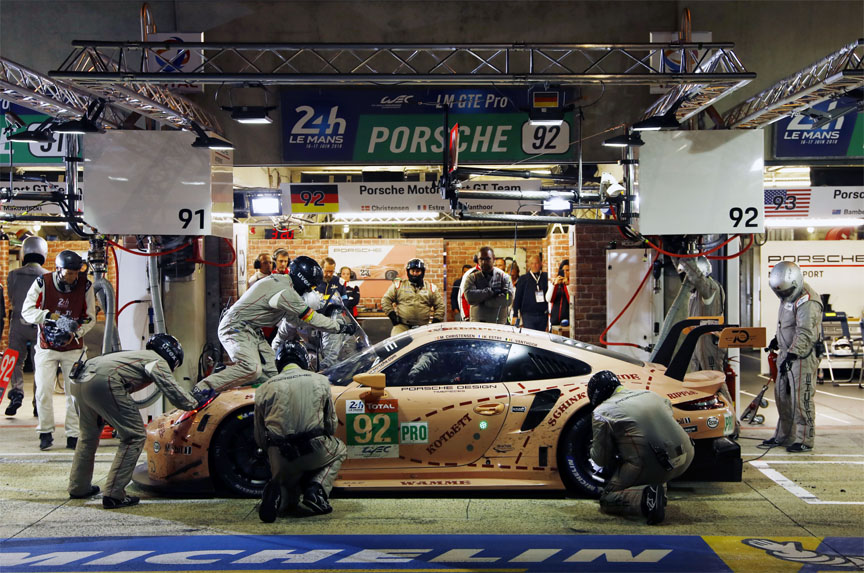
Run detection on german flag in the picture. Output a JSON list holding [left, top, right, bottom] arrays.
[[532, 92, 560, 108], [290, 184, 339, 214]]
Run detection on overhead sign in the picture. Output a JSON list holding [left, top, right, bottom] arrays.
[[0, 181, 78, 217], [764, 187, 864, 219], [281, 87, 575, 164], [774, 95, 863, 159], [0, 103, 68, 166], [145, 33, 205, 93], [281, 180, 541, 215]]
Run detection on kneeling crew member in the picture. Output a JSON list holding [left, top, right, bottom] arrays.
[[589, 370, 694, 525], [381, 258, 444, 336], [255, 341, 347, 521], [68, 334, 207, 509], [196, 256, 354, 393]]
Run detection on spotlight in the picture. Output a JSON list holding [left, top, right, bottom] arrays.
[[602, 131, 645, 148], [53, 99, 106, 134], [8, 117, 57, 144], [221, 84, 276, 125], [599, 172, 626, 198], [189, 121, 234, 151], [247, 190, 282, 217], [632, 98, 684, 132], [527, 90, 572, 126]]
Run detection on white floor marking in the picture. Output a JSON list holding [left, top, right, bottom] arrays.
[[750, 460, 864, 505], [816, 412, 852, 424], [814, 390, 864, 401], [84, 498, 226, 506], [741, 390, 773, 402], [0, 452, 114, 457], [743, 453, 864, 457]]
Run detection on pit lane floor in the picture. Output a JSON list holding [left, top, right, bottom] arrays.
[[1, 359, 862, 572]]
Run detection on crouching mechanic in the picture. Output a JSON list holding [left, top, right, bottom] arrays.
[[67, 334, 208, 509], [381, 258, 444, 336], [195, 256, 355, 393], [760, 261, 822, 453], [255, 341, 346, 522], [588, 371, 694, 525]]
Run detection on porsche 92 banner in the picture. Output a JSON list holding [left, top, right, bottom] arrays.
[[281, 87, 576, 164]]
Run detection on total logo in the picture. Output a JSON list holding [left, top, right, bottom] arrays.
[[288, 105, 346, 145]]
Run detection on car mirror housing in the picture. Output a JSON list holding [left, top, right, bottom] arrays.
[[354, 372, 386, 391]]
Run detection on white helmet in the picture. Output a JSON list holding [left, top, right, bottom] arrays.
[[768, 261, 803, 300], [21, 236, 48, 265], [677, 256, 711, 278]]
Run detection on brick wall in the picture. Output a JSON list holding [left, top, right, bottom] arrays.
[[570, 226, 618, 346]]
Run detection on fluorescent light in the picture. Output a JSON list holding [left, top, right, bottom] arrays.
[[529, 118, 564, 127], [543, 197, 571, 211], [776, 167, 810, 174], [248, 194, 281, 216], [764, 218, 864, 228]]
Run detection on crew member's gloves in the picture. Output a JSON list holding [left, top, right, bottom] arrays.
[[431, 318, 443, 323], [388, 311, 400, 326], [321, 298, 344, 318], [765, 337, 779, 352], [190, 386, 217, 409], [339, 322, 357, 336], [779, 353, 798, 375]]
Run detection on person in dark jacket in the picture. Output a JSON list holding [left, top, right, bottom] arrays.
[[450, 264, 472, 321], [513, 255, 549, 331], [548, 259, 570, 326]]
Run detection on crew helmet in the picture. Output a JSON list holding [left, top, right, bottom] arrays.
[[146, 333, 184, 371], [275, 340, 310, 373], [676, 256, 711, 278], [768, 261, 803, 300], [288, 256, 323, 295], [55, 250, 83, 270], [406, 258, 426, 285], [21, 236, 48, 265], [587, 370, 621, 407]]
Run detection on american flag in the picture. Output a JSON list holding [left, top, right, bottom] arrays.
[[764, 189, 811, 217]]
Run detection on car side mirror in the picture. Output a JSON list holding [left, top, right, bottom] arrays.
[[353, 372, 386, 391]]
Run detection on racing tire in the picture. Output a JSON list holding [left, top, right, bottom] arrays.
[[557, 412, 604, 498], [210, 408, 270, 497]]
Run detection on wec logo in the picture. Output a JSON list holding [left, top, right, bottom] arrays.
[[380, 95, 413, 105]]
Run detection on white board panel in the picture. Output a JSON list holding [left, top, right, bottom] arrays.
[[638, 130, 764, 235], [83, 131, 212, 235]]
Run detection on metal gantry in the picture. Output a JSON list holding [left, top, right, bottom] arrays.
[[723, 39, 864, 129]]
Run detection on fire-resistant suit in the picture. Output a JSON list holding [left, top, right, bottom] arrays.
[[462, 267, 514, 324], [22, 272, 96, 440], [253, 364, 346, 512], [197, 275, 343, 392], [5, 262, 46, 406], [318, 276, 347, 370], [591, 387, 694, 517], [680, 258, 727, 373], [381, 278, 445, 336], [771, 282, 822, 449], [68, 350, 198, 500]]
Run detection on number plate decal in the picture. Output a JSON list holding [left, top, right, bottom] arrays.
[[346, 398, 399, 459], [0, 349, 20, 403]]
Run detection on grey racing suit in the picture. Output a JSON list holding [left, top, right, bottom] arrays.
[[381, 278, 445, 336], [771, 282, 822, 449], [68, 350, 197, 500], [462, 267, 514, 324], [6, 263, 46, 397], [198, 275, 341, 392], [591, 387, 694, 516], [254, 364, 346, 510]]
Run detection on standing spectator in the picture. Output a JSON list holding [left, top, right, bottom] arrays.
[[494, 257, 507, 272], [462, 246, 514, 324], [340, 266, 360, 317], [273, 249, 291, 275], [22, 250, 96, 451], [381, 258, 444, 336], [513, 255, 549, 331], [450, 264, 472, 322], [759, 261, 822, 453], [508, 260, 521, 286], [5, 236, 48, 416], [248, 253, 273, 287], [548, 259, 570, 327]]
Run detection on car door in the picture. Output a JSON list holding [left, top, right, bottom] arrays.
[[333, 338, 511, 468]]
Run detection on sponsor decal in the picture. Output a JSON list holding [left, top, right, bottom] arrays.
[[618, 373, 641, 380], [547, 394, 587, 427], [399, 422, 429, 444], [667, 390, 699, 400], [683, 425, 698, 434], [706, 416, 720, 429], [346, 399, 399, 459], [346, 400, 365, 414], [723, 414, 734, 435], [426, 413, 472, 454], [493, 444, 514, 453], [399, 479, 472, 486], [766, 254, 864, 264], [677, 417, 691, 424], [153, 441, 160, 453], [512, 406, 527, 413]]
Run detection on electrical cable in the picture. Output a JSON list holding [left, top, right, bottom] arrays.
[[106, 238, 191, 257], [600, 250, 661, 349], [187, 236, 237, 267], [707, 234, 755, 260], [117, 299, 149, 317], [109, 245, 119, 317]]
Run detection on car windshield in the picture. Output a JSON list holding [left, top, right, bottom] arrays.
[[323, 332, 414, 386], [548, 333, 645, 366]]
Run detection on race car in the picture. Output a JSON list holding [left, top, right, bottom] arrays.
[[133, 322, 741, 498]]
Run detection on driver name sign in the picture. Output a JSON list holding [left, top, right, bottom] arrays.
[[346, 398, 399, 459]]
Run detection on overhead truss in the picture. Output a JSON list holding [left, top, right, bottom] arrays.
[[722, 39, 863, 129]]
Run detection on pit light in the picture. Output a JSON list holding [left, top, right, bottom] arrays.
[[676, 395, 722, 411]]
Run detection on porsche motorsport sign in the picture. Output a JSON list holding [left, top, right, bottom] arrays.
[[281, 87, 575, 164]]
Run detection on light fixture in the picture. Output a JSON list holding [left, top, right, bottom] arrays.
[[343, 224, 350, 234], [602, 131, 645, 147], [189, 121, 234, 151], [8, 117, 57, 144], [599, 172, 626, 198], [221, 84, 276, 124], [543, 196, 571, 211], [53, 99, 106, 134], [3, 110, 25, 131], [632, 98, 684, 132], [247, 190, 282, 217]]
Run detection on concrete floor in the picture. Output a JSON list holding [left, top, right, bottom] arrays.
[[1, 353, 862, 572]]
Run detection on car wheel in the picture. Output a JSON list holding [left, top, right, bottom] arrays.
[[557, 412, 604, 498], [210, 408, 270, 497]]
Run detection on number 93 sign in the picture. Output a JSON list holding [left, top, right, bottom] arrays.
[[345, 398, 399, 459]]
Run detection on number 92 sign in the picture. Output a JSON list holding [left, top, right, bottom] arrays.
[[345, 398, 399, 459], [521, 121, 571, 155]]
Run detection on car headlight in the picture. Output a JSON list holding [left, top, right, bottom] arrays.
[[676, 395, 722, 411]]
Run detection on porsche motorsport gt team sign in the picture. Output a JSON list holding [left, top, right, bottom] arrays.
[[281, 87, 576, 164]]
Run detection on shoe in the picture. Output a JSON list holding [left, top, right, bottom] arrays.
[[102, 496, 140, 509], [33, 403, 37, 417], [39, 432, 53, 450], [297, 483, 333, 516], [5, 390, 23, 416], [69, 485, 100, 499], [756, 437, 782, 450], [786, 443, 812, 453], [259, 480, 280, 523], [641, 485, 666, 525], [66, 437, 78, 450], [277, 489, 302, 518]]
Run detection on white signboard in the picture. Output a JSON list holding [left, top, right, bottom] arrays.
[[83, 131, 212, 235], [764, 187, 864, 220], [638, 130, 764, 235], [0, 182, 80, 216], [281, 180, 542, 216]]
